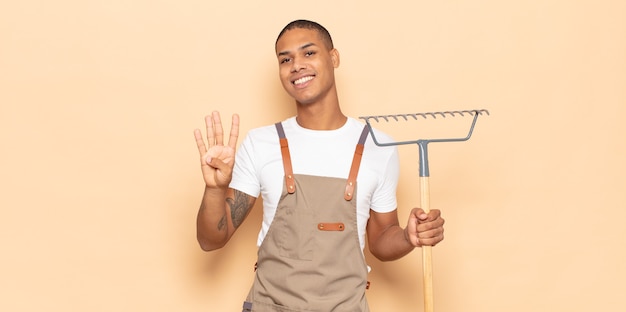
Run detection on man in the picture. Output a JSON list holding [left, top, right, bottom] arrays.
[[194, 20, 445, 311]]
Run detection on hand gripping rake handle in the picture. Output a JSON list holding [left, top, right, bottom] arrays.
[[359, 109, 489, 312]]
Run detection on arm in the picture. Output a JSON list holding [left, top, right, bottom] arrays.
[[193, 111, 256, 251], [196, 187, 256, 251], [367, 208, 445, 262]]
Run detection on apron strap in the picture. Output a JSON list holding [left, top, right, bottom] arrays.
[[276, 122, 369, 198], [275, 122, 296, 194], [344, 126, 369, 201]]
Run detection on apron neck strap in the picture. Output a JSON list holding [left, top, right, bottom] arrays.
[[275, 122, 296, 194], [344, 126, 369, 200], [274, 122, 370, 200]]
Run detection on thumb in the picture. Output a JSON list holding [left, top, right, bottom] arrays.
[[206, 156, 232, 175], [205, 155, 214, 166], [413, 208, 428, 221], [205, 155, 223, 168]]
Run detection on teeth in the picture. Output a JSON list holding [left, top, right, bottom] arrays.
[[294, 76, 313, 85]]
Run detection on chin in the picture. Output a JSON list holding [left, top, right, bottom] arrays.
[[295, 97, 318, 106], [289, 93, 317, 105]]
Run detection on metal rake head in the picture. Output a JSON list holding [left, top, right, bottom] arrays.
[[359, 109, 489, 176], [359, 109, 489, 123], [358, 109, 489, 146]]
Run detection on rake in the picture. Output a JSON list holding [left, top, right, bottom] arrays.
[[359, 109, 489, 312]]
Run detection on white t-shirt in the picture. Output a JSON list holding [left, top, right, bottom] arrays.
[[230, 117, 399, 251]]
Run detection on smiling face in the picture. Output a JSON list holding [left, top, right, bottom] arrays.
[[275, 28, 340, 106]]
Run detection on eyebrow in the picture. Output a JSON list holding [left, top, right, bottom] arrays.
[[277, 42, 317, 57]]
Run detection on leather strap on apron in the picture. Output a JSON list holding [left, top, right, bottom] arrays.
[[344, 126, 369, 201], [276, 123, 296, 194], [275, 122, 369, 200]]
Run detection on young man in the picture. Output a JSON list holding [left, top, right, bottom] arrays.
[[194, 20, 445, 311]]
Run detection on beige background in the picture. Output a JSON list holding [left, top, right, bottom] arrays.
[[1, 0, 625, 311]]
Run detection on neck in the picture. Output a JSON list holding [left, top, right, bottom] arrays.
[[295, 101, 346, 130]]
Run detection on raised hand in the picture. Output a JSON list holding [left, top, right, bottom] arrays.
[[194, 111, 240, 189]]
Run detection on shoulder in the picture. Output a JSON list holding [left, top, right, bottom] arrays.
[[246, 122, 280, 138], [241, 118, 296, 146], [347, 117, 396, 154], [246, 117, 298, 137]]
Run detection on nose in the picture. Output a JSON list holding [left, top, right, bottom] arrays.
[[291, 57, 307, 73]]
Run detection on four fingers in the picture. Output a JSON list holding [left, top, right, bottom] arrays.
[[416, 220, 444, 238], [195, 111, 239, 163], [410, 209, 445, 246], [199, 111, 239, 149]]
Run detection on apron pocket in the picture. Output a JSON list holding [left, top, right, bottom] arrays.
[[277, 209, 315, 261]]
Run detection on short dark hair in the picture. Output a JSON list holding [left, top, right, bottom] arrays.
[[275, 19, 334, 50]]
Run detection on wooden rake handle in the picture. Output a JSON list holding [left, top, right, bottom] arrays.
[[420, 176, 434, 312]]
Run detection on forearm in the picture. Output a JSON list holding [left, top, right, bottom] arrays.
[[370, 225, 415, 262], [196, 186, 231, 251]]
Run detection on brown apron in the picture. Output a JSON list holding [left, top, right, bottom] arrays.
[[243, 122, 370, 312]]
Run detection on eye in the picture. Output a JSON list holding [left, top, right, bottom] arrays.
[[305, 51, 316, 57], [280, 57, 291, 64]]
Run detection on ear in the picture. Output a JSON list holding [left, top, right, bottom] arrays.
[[330, 48, 340, 68]]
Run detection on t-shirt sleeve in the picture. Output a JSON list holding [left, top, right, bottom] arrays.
[[369, 146, 399, 213], [229, 134, 261, 198]]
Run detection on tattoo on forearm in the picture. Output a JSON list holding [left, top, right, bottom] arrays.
[[226, 190, 251, 229], [217, 214, 227, 231], [201, 201, 227, 232]]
